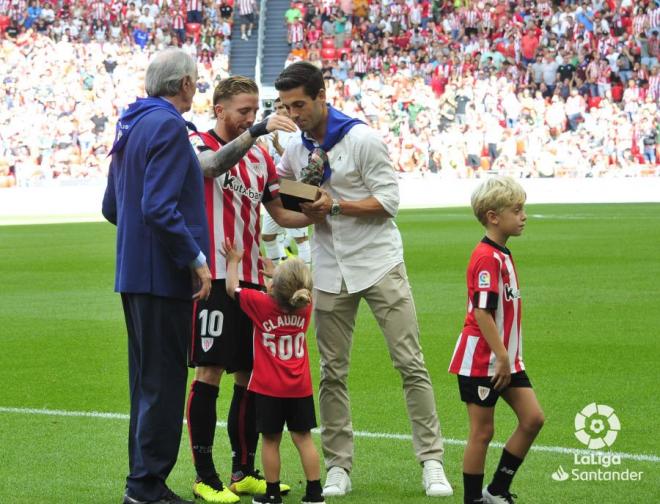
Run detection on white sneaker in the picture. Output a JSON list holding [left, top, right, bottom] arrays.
[[247, 29, 252, 37], [422, 460, 453, 497], [241, 33, 248, 41], [323, 466, 351, 497], [482, 487, 516, 503]]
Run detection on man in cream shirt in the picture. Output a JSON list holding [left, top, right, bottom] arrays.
[[274, 62, 452, 499]]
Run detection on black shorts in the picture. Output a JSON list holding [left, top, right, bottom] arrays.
[[254, 393, 317, 434], [457, 371, 532, 408], [188, 279, 262, 372], [241, 13, 255, 24]]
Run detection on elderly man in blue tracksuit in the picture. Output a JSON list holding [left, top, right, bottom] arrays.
[[102, 48, 211, 504]]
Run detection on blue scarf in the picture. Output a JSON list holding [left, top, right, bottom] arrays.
[[301, 104, 364, 184], [109, 97, 197, 155]]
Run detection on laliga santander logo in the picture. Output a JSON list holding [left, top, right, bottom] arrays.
[[551, 403, 642, 482], [574, 403, 621, 449], [551, 466, 570, 482]]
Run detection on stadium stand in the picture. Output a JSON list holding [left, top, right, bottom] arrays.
[[285, 0, 660, 178], [0, 0, 659, 187]]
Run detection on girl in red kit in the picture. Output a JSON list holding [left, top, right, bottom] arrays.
[[221, 238, 323, 504]]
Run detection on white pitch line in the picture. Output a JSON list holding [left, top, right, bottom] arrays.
[[2, 406, 658, 463]]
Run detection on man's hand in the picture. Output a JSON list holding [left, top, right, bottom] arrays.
[[301, 188, 332, 223], [192, 263, 212, 301], [266, 114, 297, 134]]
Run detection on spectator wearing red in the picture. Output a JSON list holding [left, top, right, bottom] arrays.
[[521, 30, 539, 67]]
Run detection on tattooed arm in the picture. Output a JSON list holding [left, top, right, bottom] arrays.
[[198, 114, 298, 178], [198, 129, 256, 178]]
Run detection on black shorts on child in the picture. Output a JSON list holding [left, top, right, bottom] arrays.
[[254, 393, 317, 434], [457, 370, 532, 407]]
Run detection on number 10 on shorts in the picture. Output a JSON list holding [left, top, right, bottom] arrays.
[[262, 332, 305, 360], [198, 309, 224, 337]]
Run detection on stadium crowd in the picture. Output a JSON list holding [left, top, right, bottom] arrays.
[[0, 0, 238, 187], [284, 0, 660, 178], [2, 0, 660, 187]]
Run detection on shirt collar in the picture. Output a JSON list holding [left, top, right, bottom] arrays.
[[481, 236, 512, 256]]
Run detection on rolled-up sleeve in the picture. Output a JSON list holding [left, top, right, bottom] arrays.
[[276, 146, 296, 179], [355, 130, 399, 217]]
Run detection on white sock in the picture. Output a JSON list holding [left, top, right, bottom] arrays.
[[263, 238, 286, 262], [296, 239, 311, 265]]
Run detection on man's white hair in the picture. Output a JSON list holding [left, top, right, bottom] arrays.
[[145, 48, 197, 97]]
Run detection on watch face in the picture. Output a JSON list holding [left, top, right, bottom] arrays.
[[331, 202, 340, 215]]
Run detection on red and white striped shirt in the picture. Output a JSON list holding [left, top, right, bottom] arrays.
[[91, 0, 106, 21], [321, 0, 334, 16], [389, 3, 403, 23], [536, 1, 551, 17], [436, 61, 451, 79], [353, 52, 368, 73], [481, 11, 494, 31], [650, 8, 660, 30], [289, 20, 304, 43], [447, 12, 461, 31], [463, 8, 480, 28], [0, 0, 12, 16], [368, 3, 381, 20], [368, 55, 383, 72], [172, 9, 185, 30], [598, 61, 611, 84], [586, 60, 600, 81], [186, 0, 202, 13], [649, 74, 660, 100], [237, 0, 255, 16], [449, 238, 524, 377], [633, 14, 648, 36], [9, 0, 27, 21], [596, 36, 611, 56], [192, 130, 279, 286]]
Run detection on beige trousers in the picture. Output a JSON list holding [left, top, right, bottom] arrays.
[[314, 263, 444, 472]]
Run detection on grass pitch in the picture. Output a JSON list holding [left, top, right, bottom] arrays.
[[0, 204, 658, 503]]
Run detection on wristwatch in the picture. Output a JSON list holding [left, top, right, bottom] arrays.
[[330, 199, 342, 216]]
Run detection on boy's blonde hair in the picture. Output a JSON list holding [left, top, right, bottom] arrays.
[[471, 176, 526, 226], [271, 258, 313, 311]]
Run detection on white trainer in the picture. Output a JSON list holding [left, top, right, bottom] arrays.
[[422, 460, 453, 497], [482, 487, 516, 503], [322, 466, 351, 497]]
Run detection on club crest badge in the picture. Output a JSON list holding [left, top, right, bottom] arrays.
[[478, 386, 491, 401], [201, 337, 214, 352]]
